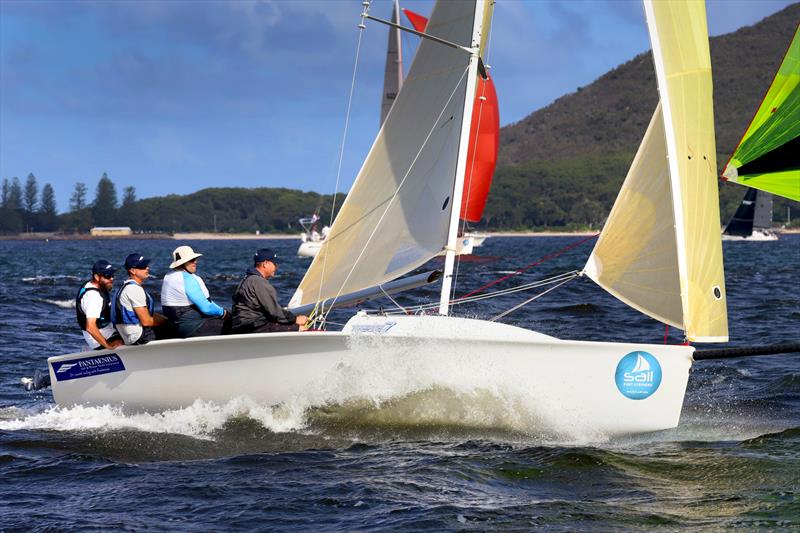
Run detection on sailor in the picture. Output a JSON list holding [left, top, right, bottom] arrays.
[[112, 253, 168, 345], [161, 245, 231, 338], [76, 259, 124, 351], [231, 248, 308, 333]]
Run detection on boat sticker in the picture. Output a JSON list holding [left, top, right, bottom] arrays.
[[614, 351, 662, 400], [351, 320, 397, 334], [51, 353, 126, 382]]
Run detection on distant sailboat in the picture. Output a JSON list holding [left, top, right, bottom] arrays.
[[722, 24, 799, 202], [48, 0, 728, 437], [722, 188, 778, 241]]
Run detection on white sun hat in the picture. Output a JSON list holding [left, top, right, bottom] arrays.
[[170, 245, 203, 269]]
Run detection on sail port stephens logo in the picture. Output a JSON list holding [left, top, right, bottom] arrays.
[[51, 353, 126, 382], [614, 351, 662, 400]]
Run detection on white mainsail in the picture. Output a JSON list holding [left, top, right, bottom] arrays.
[[585, 0, 728, 342], [291, 1, 484, 309]]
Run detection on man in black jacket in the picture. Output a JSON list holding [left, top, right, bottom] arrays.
[[231, 248, 308, 334]]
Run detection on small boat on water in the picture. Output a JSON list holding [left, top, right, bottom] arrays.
[[297, 215, 330, 258], [47, 0, 729, 438]]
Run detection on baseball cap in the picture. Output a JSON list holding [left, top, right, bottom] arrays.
[[254, 248, 279, 264], [92, 260, 116, 276], [125, 253, 152, 270]]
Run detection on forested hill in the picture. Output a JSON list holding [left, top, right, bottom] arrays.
[[482, 3, 799, 229]]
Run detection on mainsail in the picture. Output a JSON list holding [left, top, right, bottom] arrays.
[[722, 25, 800, 202], [290, 1, 486, 308], [403, 7, 499, 224], [585, 0, 728, 342]]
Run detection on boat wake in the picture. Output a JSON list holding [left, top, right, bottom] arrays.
[[39, 298, 75, 309]]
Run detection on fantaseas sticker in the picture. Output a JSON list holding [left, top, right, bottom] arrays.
[[615, 351, 662, 400], [51, 353, 126, 382]]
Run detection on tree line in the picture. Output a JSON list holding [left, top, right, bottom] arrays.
[[0, 173, 136, 234], [2, 167, 796, 235]]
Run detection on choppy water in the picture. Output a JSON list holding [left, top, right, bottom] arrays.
[[0, 236, 798, 530]]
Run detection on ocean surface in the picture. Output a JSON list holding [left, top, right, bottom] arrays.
[[0, 236, 798, 531]]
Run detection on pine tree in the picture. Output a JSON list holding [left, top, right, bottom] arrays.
[[121, 186, 137, 207], [7, 177, 22, 210], [24, 173, 38, 213], [92, 173, 119, 226], [69, 182, 88, 212], [39, 184, 58, 231], [1, 178, 9, 208]]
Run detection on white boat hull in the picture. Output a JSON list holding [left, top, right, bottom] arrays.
[[721, 229, 778, 241], [48, 315, 693, 438], [464, 232, 488, 246], [297, 240, 323, 257]]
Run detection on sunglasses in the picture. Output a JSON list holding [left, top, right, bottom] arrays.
[[101, 274, 114, 279]]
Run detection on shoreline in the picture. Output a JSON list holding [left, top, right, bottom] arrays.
[[2, 229, 798, 241]]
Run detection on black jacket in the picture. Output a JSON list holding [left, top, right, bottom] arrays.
[[231, 268, 296, 330]]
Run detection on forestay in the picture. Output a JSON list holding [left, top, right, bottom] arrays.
[[291, 1, 479, 308], [585, 0, 728, 342]]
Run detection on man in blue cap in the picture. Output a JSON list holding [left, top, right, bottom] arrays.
[[231, 248, 308, 334], [112, 252, 168, 345], [76, 259, 124, 351]]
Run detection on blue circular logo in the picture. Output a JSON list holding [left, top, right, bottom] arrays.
[[614, 351, 662, 400]]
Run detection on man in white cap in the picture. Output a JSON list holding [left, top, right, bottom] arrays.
[[161, 245, 230, 338]]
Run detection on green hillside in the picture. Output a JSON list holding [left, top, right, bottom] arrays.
[[488, 3, 799, 228]]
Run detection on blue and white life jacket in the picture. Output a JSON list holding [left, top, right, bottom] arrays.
[[111, 280, 154, 325]]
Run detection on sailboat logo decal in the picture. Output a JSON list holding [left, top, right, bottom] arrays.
[[614, 351, 662, 400]]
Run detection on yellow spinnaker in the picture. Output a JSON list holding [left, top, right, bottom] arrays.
[[587, 0, 728, 342]]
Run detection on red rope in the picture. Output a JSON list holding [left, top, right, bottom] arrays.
[[455, 232, 599, 301]]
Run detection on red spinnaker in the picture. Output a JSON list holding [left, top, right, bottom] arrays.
[[403, 8, 499, 223]]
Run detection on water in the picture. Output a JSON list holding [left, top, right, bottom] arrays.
[[1, 236, 798, 530]]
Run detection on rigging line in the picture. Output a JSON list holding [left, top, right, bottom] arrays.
[[489, 274, 578, 322], [375, 270, 580, 314], [433, 272, 580, 310], [458, 232, 599, 301], [314, 2, 370, 318], [379, 284, 408, 315], [321, 65, 472, 323]]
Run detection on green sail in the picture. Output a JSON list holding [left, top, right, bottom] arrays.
[[722, 25, 800, 202]]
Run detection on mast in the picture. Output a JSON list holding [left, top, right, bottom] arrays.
[[439, 0, 485, 316]]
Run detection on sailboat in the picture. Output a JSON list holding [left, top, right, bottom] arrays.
[[297, 214, 331, 258], [721, 24, 799, 202], [722, 188, 778, 241], [46, 0, 727, 438]]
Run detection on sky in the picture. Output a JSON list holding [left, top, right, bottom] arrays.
[[0, 0, 795, 212]]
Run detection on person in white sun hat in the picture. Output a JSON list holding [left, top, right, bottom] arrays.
[[160, 245, 231, 338]]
